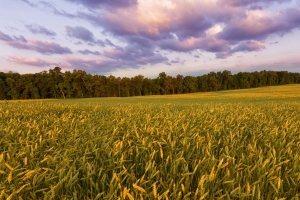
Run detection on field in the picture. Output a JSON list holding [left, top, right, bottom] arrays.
[[1, 85, 300, 199]]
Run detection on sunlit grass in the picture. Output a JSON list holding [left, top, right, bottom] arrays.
[[0, 85, 300, 199]]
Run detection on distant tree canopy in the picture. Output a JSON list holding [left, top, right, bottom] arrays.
[[0, 67, 300, 100]]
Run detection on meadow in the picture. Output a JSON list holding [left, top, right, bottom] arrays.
[[0, 85, 300, 199]]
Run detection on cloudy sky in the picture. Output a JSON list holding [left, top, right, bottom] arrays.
[[0, 0, 300, 77]]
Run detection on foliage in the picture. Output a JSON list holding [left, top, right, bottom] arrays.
[[0, 85, 300, 199], [0, 67, 300, 99]]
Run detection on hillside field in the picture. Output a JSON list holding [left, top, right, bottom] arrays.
[[1, 85, 300, 199]]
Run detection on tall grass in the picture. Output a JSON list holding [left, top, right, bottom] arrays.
[[0, 85, 300, 199]]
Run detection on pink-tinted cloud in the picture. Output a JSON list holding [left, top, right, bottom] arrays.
[[0, 31, 72, 55], [61, 57, 121, 72], [216, 40, 265, 59], [15, 0, 300, 71], [218, 8, 300, 41], [218, 0, 292, 7], [7, 56, 56, 67], [8, 40, 72, 55], [231, 40, 265, 53], [160, 36, 230, 52]]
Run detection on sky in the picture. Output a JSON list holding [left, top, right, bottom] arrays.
[[0, 0, 300, 77]]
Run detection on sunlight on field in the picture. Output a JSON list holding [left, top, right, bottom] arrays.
[[0, 85, 300, 199]]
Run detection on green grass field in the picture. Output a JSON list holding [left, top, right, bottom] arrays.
[[1, 85, 300, 199]]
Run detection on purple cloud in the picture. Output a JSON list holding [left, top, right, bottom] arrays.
[[0, 31, 72, 55], [216, 40, 266, 59], [104, 43, 168, 67], [25, 24, 56, 36], [8, 56, 56, 67], [65, 25, 113, 47], [218, 0, 292, 7], [19, 0, 38, 7], [65, 26, 95, 42], [231, 40, 265, 53], [0, 31, 13, 41], [15, 0, 299, 70], [78, 49, 101, 55], [171, 60, 180, 64], [218, 8, 300, 41], [14, 35, 27, 42], [62, 57, 122, 72], [160, 36, 229, 53], [65, 0, 138, 9], [40, 1, 77, 18], [11, 40, 72, 55]]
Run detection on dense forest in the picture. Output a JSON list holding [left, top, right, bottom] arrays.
[[0, 67, 300, 100]]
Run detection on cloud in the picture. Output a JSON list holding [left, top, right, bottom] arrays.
[[0, 31, 72, 55], [65, 25, 114, 47], [78, 49, 101, 55], [9, 40, 72, 55], [216, 52, 231, 59], [19, 0, 38, 7], [65, 26, 95, 42], [171, 60, 180, 64], [160, 36, 230, 52], [15, 0, 300, 71], [218, 0, 292, 8], [61, 57, 121, 72], [40, 1, 77, 18], [7, 56, 56, 67], [231, 40, 266, 53], [65, 0, 138, 9], [217, 8, 300, 41], [0, 31, 13, 41], [103, 43, 168, 66], [216, 40, 266, 59], [25, 24, 56, 36]]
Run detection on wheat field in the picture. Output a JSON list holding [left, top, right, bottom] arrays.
[[1, 85, 300, 199]]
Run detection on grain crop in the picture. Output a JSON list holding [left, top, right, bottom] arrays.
[[0, 85, 300, 199]]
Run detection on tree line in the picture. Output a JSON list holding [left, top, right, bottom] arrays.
[[0, 67, 300, 100]]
